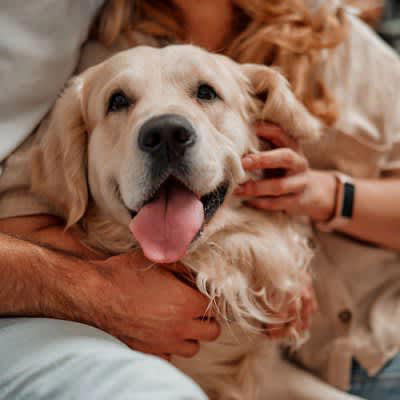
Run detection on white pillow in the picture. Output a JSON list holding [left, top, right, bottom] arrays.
[[0, 0, 104, 162]]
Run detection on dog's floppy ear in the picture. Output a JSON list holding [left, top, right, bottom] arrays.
[[241, 64, 321, 142], [31, 78, 89, 228]]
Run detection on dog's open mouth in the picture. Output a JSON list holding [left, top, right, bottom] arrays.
[[129, 177, 228, 264]]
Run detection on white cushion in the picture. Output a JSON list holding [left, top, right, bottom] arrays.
[[0, 0, 104, 162]]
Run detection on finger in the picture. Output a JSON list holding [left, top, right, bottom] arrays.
[[245, 194, 298, 212], [162, 271, 216, 319], [300, 297, 317, 331], [265, 323, 290, 340], [255, 122, 300, 151], [174, 340, 201, 358], [183, 320, 221, 342], [189, 293, 216, 319], [161, 263, 197, 288], [120, 336, 173, 359], [148, 326, 201, 358], [236, 174, 307, 197], [122, 334, 198, 360], [300, 303, 312, 331], [242, 148, 308, 173], [163, 262, 194, 277], [311, 296, 319, 313]]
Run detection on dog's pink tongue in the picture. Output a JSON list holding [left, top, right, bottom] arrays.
[[130, 182, 204, 264]]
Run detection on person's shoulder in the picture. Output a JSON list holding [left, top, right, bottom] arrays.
[[313, 9, 400, 176], [320, 9, 400, 100], [346, 12, 400, 62]]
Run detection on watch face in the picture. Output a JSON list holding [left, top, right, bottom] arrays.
[[315, 172, 354, 232], [341, 182, 355, 219]]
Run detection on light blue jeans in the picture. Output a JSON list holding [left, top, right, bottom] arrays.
[[348, 356, 400, 400], [0, 318, 207, 400]]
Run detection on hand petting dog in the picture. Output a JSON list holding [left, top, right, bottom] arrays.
[[263, 270, 317, 340], [235, 122, 321, 338], [235, 122, 336, 224]]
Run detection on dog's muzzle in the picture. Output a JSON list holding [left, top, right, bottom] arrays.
[[128, 113, 228, 265]]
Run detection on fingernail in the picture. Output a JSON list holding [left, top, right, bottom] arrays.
[[234, 186, 244, 195], [242, 156, 253, 168]]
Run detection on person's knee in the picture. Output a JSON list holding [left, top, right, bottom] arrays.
[[0, 318, 207, 400], [73, 350, 207, 400], [44, 349, 207, 400]]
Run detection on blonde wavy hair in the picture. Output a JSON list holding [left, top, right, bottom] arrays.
[[93, 0, 348, 125]]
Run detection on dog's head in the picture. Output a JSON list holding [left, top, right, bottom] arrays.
[[32, 45, 319, 260]]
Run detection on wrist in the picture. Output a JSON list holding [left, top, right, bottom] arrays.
[[308, 170, 337, 222], [41, 255, 106, 325], [18, 241, 105, 325], [0, 234, 73, 317], [315, 172, 356, 232]]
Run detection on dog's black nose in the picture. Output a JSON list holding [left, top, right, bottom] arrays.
[[138, 114, 196, 160]]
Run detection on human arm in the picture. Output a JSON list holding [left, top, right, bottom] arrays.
[[0, 1, 104, 162], [235, 124, 400, 251], [0, 215, 220, 360]]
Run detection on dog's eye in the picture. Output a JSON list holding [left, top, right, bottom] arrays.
[[197, 84, 218, 102], [107, 91, 132, 113]]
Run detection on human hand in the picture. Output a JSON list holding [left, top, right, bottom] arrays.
[[235, 123, 336, 222], [0, 216, 220, 361], [83, 253, 220, 360], [263, 272, 317, 340]]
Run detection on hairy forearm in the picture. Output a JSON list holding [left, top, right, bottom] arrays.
[[337, 178, 400, 251], [0, 216, 220, 357], [0, 232, 97, 319], [0, 233, 44, 315]]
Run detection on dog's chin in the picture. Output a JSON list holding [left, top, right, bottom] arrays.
[[124, 176, 229, 263]]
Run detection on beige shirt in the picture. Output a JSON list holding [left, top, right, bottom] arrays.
[[1, 0, 399, 392], [297, 12, 400, 390]]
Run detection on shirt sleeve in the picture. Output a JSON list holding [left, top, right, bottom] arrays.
[[0, 0, 105, 162], [381, 53, 400, 177], [317, 12, 400, 178]]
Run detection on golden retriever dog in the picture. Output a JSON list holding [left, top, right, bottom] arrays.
[[0, 45, 362, 400]]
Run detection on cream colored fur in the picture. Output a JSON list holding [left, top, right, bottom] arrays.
[[0, 45, 362, 400]]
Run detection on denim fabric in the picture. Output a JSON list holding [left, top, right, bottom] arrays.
[[348, 355, 400, 400]]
